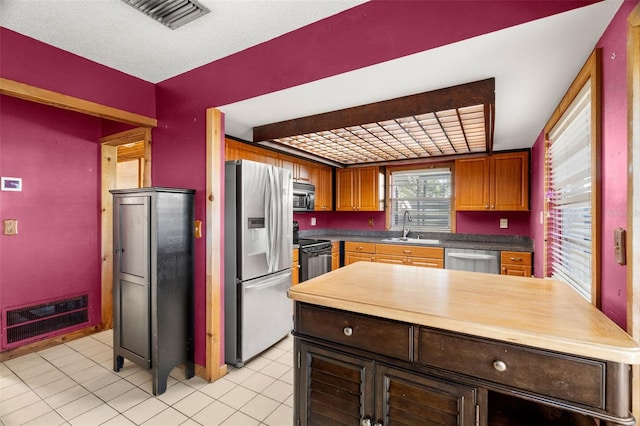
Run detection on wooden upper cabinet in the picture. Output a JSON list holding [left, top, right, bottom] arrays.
[[310, 164, 333, 211], [336, 167, 381, 211], [455, 151, 529, 211]]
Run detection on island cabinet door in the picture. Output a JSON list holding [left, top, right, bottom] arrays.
[[375, 365, 480, 426], [297, 342, 374, 426]]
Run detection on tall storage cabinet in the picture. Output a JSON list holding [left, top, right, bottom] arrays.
[[110, 187, 195, 396]]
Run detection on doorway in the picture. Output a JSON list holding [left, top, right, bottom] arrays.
[[100, 127, 152, 329]]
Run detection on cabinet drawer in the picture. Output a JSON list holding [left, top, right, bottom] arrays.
[[500, 251, 531, 266], [344, 241, 376, 253], [296, 303, 412, 361], [376, 244, 444, 259], [418, 328, 605, 408]]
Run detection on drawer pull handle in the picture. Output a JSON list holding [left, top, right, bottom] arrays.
[[403, 250, 412, 254], [509, 257, 523, 261], [343, 327, 353, 337], [493, 360, 507, 372]]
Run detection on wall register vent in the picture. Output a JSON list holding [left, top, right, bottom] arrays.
[[3, 295, 89, 348], [121, 0, 210, 30]]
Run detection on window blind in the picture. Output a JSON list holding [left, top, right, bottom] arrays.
[[390, 168, 451, 233], [546, 81, 592, 301]]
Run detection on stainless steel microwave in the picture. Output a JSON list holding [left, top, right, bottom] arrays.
[[292, 182, 315, 212]]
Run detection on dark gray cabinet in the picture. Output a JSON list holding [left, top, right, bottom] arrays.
[[111, 187, 195, 395]]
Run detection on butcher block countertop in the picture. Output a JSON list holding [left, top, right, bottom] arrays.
[[288, 262, 640, 365]]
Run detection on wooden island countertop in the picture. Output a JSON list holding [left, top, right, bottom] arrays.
[[288, 262, 640, 365]]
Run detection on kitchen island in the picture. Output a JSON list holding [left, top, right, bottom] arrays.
[[288, 262, 640, 426]]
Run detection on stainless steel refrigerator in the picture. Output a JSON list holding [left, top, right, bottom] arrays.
[[224, 159, 293, 367]]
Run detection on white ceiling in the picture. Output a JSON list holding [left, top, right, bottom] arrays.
[[0, 0, 624, 155]]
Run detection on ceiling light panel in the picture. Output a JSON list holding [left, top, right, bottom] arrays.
[[272, 104, 488, 165], [122, 0, 210, 30]]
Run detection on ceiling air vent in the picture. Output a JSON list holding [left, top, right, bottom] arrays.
[[122, 0, 210, 30]]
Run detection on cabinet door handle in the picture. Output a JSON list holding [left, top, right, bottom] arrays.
[[491, 205, 495, 209], [343, 327, 353, 337], [493, 359, 507, 372]]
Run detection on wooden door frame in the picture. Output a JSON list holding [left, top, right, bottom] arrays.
[[100, 127, 152, 330], [627, 3, 640, 420], [204, 108, 227, 381]]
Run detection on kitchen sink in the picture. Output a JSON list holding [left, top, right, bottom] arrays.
[[380, 237, 440, 245]]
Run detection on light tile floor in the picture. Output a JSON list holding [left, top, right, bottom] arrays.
[[0, 330, 294, 426]]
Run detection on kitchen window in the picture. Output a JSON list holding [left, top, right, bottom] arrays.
[[544, 49, 601, 305], [388, 167, 452, 233]]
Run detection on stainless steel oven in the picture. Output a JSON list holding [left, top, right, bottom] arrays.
[[298, 239, 332, 282]]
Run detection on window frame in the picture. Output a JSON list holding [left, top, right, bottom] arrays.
[[385, 163, 456, 233], [543, 49, 602, 307]]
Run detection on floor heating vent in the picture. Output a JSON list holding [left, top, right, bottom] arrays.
[[3, 295, 89, 347]]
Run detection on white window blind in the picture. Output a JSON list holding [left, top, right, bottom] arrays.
[[390, 168, 451, 233], [546, 81, 592, 301]]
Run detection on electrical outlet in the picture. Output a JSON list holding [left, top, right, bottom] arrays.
[[499, 218, 508, 229], [368, 218, 374, 227], [311, 217, 316, 226], [3, 219, 18, 235]]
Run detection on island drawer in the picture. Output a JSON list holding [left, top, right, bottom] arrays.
[[418, 328, 605, 408], [344, 241, 376, 253], [295, 303, 412, 361]]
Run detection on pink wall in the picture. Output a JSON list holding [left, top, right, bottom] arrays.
[[456, 211, 531, 236], [0, 30, 157, 349], [0, 97, 103, 344], [0, 29, 156, 119], [529, 0, 638, 328], [295, 211, 387, 231], [153, 1, 606, 366]]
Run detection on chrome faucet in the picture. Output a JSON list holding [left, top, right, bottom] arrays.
[[402, 210, 412, 238]]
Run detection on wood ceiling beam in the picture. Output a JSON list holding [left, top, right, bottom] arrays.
[[253, 78, 494, 142]]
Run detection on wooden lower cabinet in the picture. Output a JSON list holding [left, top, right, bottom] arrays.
[[375, 244, 444, 269], [293, 249, 300, 286], [345, 241, 444, 269], [500, 251, 532, 276], [344, 241, 376, 265], [331, 242, 340, 270], [297, 341, 478, 426]]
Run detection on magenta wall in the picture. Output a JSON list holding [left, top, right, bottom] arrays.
[[0, 97, 103, 343], [529, 0, 638, 328], [153, 1, 607, 366], [0, 29, 156, 119], [0, 29, 157, 349], [456, 211, 531, 236], [294, 211, 387, 231]]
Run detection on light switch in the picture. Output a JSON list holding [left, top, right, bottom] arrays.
[[194, 220, 202, 238], [3, 219, 18, 235], [499, 218, 508, 229]]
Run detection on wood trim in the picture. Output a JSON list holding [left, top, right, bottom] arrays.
[[100, 145, 117, 330], [99, 128, 152, 332], [543, 49, 602, 308], [627, 2, 640, 420], [253, 78, 495, 141], [0, 325, 102, 362], [0, 78, 157, 128], [205, 108, 225, 381]]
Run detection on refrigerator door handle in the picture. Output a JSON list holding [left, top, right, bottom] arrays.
[[265, 165, 282, 273]]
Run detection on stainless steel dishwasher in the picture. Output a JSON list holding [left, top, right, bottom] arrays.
[[444, 248, 500, 274]]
